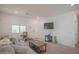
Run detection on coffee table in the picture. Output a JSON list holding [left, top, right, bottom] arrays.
[[29, 39, 47, 53]]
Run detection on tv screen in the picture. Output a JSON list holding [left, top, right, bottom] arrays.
[[44, 22, 54, 29]]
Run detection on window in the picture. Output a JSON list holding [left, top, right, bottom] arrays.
[[12, 25, 19, 33], [20, 26, 26, 33], [12, 25, 26, 33]]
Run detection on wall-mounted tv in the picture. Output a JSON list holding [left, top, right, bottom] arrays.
[[44, 22, 54, 29]]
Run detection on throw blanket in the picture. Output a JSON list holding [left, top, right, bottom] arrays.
[[0, 38, 11, 47]]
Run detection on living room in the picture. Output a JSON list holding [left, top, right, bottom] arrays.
[[0, 4, 79, 54]]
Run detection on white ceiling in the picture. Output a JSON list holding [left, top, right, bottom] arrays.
[[0, 4, 79, 18]]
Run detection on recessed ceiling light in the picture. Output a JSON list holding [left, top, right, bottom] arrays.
[[70, 4, 75, 6], [14, 10, 18, 14]]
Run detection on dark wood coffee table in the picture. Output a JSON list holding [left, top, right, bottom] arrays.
[[29, 39, 47, 53]]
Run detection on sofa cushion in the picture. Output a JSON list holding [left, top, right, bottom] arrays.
[[0, 38, 11, 47], [16, 40, 26, 46], [0, 45, 15, 54], [12, 44, 36, 54], [12, 45, 28, 54]]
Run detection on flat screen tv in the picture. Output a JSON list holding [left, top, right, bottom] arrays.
[[44, 22, 54, 29]]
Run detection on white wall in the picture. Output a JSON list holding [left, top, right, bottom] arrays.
[[53, 12, 78, 47], [0, 13, 2, 34]]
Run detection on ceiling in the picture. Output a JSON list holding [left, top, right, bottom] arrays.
[[0, 4, 79, 18]]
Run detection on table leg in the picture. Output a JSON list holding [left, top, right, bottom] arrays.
[[45, 44, 47, 52]]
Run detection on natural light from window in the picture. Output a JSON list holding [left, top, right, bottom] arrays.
[[20, 26, 26, 33], [12, 25, 26, 33]]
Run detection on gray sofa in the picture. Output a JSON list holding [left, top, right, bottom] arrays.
[[0, 45, 15, 54], [0, 38, 36, 54]]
